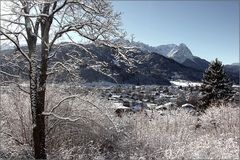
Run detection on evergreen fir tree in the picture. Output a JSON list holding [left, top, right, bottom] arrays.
[[198, 58, 234, 111]]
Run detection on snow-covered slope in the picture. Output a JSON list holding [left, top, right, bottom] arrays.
[[167, 43, 194, 63], [155, 44, 177, 56]]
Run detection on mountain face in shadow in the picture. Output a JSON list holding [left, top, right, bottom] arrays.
[[0, 43, 238, 85], [49, 43, 203, 85]]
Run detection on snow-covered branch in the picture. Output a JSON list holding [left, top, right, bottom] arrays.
[[48, 95, 79, 113], [0, 70, 20, 78], [42, 112, 81, 122]]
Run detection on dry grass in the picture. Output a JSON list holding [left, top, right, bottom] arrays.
[[0, 85, 239, 159]]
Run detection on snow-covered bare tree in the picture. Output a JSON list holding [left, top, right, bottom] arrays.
[[198, 58, 234, 111], [0, 0, 124, 159]]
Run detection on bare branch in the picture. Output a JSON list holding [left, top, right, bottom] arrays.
[[42, 112, 81, 122], [2, 132, 24, 145], [0, 19, 25, 26], [47, 61, 74, 76], [0, 30, 31, 63], [0, 70, 20, 78], [49, 25, 84, 50], [50, 0, 67, 17], [0, 81, 30, 94], [48, 95, 79, 113]]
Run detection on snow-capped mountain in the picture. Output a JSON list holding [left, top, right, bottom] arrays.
[[138, 42, 238, 83], [154, 44, 177, 56], [120, 40, 209, 71], [119, 40, 197, 63], [167, 43, 194, 63], [114, 39, 176, 57]]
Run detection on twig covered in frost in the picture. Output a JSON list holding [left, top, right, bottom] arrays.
[[43, 94, 120, 133]]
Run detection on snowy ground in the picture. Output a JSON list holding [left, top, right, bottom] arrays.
[[233, 84, 240, 88], [170, 80, 201, 87]]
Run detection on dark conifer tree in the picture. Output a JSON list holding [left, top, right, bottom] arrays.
[[198, 58, 234, 111]]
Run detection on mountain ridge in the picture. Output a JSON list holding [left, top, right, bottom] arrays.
[[0, 42, 239, 84]]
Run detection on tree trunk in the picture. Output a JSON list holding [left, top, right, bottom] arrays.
[[29, 42, 47, 159], [32, 16, 51, 159], [33, 94, 47, 159], [29, 4, 51, 158], [34, 87, 47, 159]]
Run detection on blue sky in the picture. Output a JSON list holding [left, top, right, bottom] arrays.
[[111, 1, 239, 64]]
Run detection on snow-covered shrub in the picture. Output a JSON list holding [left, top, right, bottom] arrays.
[[44, 85, 137, 159], [0, 85, 33, 159]]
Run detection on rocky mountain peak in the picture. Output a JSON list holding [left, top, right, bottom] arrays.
[[167, 43, 194, 63]]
